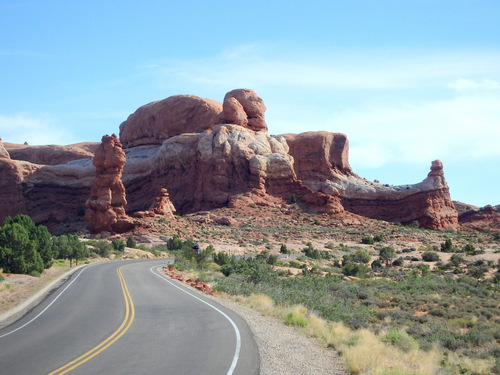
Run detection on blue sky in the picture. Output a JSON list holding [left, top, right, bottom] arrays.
[[1, 0, 499, 207]]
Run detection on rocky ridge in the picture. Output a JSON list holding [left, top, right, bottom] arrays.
[[0, 89, 467, 233]]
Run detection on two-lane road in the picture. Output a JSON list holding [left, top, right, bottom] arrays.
[[0, 260, 259, 374]]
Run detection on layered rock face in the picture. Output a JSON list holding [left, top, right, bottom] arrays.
[[0, 88, 462, 232], [4, 143, 97, 165], [339, 160, 458, 229], [0, 137, 26, 219], [458, 205, 500, 231], [85, 134, 135, 234]]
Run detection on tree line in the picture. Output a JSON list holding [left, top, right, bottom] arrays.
[[0, 214, 89, 276]]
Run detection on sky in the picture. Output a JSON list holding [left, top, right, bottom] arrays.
[[1, 0, 499, 207]]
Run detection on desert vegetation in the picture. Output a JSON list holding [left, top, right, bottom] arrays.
[[1, 208, 499, 374], [158, 215, 500, 375]]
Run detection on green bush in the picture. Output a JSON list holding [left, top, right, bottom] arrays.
[[112, 239, 125, 252], [463, 244, 477, 255], [381, 328, 418, 352], [213, 251, 231, 266], [350, 249, 371, 264], [361, 236, 375, 244], [86, 239, 112, 258], [280, 244, 290, 254], [422, 251, 440, 262], [126, 236, 137, 248], [341, 261, 370, 278]]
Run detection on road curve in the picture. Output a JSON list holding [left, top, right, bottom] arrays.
[[0, 260, 259, 375]]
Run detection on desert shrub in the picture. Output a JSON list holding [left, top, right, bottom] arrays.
[[422, 251, 440, 262], [361, 236, 374, 244], [166, 234, 183, 250], [463, 244, 477, 255], [288, 260, 302, 269], [449, 254, 465, 266], [86, 240, 112, 258], [373, 234, 384, 242], [213, 251, 231, 266], [126, 236, 137, 248], [381, 328, 418, 352], [379, 247, 396, 266], [303, 242, 320, 259], [392, 257, 404, 267], [440, 238, 458, 252], [341, 261, 370, 278], [350, 249, 371, 264], [325, 242, 335, 250], [280, 243, 290, 254], [111, 239, 125, 252], [284, 306, 308, 327], [267, 254, 278, 265]]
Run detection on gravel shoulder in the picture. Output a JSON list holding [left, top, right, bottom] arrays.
[[212, 294, 346, 375]]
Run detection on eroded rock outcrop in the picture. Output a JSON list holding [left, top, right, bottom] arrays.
[[459, 205, 500, 232], [0, 88, 464, 232], [0, 137, 26, 219], [119, 95, 223, 148], [85, 134, 136, 234], [150, 188, 176, 217], [4, 143, 97, 165], [338, 160, 459, 229], [222, 89, 267, 131]]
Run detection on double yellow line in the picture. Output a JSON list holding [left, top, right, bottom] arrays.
[[48, 265, 135, 375]]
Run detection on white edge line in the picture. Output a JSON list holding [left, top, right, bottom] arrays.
[[150, 266, 242, 375], [0, 266, 89, 339]]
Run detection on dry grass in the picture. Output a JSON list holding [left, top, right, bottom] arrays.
[[236, 294, 499, 375]]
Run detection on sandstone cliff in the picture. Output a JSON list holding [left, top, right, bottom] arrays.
[[0, 88, 462, 232]]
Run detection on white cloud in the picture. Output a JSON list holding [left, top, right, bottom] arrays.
[[0, 114, 77, 145], [450, 78, 500, 91], [334, 93, 500, 168], [141, 44, 500, 173], [144, 45, 500, 93]]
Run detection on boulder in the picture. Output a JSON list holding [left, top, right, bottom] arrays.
[[222, 89, 267, 131], [119, 95, 223, 148]]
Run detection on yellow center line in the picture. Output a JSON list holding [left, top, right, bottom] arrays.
[[48, 265, 135, 375]]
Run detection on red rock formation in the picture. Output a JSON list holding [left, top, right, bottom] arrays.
[[5, 143, 96, 165], [222, 89, 267, 131], [0, 137, 26, 220], [340, 160, 459, 230], [459, 205, 500, 232], [0, 89, 464, 232], [119, 95, 223, 148], [149, 188, 176, 217], [282, 131, 352, 179], [85, 134, 135, 234]]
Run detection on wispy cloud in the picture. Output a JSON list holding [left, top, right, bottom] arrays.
[[142, 44, 500, 171], [0, 114, 78, 145], [145, 45, 500, 92]]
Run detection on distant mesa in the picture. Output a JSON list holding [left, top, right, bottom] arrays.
[[0, 88, 476, 234]]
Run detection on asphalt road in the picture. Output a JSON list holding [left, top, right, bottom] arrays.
[[0, 260, 259, 375]]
